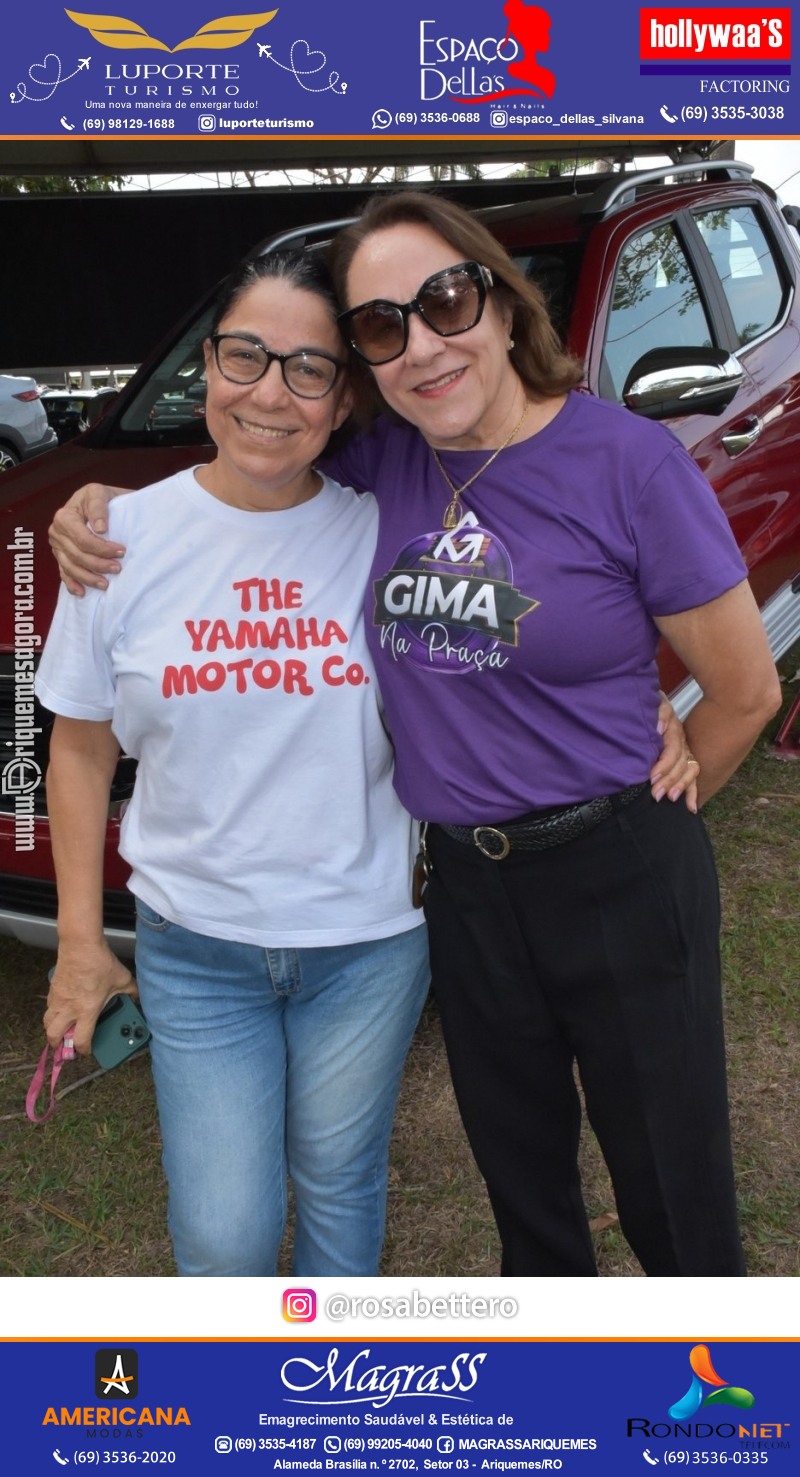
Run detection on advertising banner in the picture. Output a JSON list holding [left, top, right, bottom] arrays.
[[1, 3, 799, 1462], [0, 1, 797, 142], [0, 1336, 796, 1473]]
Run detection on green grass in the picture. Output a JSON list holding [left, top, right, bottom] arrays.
[[1, 654, 798, 1277]]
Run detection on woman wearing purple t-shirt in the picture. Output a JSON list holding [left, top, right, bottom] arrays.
[[51, 193, 779, 1277], [324, 192, 779, 1278]]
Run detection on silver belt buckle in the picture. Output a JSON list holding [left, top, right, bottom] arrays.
[[473, 825, 511, 860]]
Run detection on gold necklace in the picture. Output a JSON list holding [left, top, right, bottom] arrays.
[[432, 399, 530, 531]]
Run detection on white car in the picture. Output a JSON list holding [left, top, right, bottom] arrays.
[[0, 374, 57, 471], [40, 386, 120, 443]]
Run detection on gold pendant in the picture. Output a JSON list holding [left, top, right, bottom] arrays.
[[443, 497, 462, 531]]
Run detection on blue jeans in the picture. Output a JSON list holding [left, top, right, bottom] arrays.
[[134, 900, 429, 1277]]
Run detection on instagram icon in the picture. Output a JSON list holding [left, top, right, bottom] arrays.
[[283, 1288, 317, 1322]]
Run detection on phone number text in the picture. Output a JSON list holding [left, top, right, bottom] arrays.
[[83, 118, 176, 130], [678, 106, 784, 122], [72, 1453, 176, 1464], [393, 112, 481, 124], [662, 1454, 770, 1465]]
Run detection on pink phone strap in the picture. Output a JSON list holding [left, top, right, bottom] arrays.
[[26, 1032, 76, 1124]]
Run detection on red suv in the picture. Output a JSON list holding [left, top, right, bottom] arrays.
[[2, 158, 799, 953]]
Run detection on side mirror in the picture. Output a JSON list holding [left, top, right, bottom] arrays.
[[623, 347, 745, 419]]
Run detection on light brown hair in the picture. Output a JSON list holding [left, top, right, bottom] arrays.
[[329, 190, 583, 402]]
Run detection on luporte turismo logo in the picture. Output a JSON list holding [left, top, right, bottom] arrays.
[[65, 8, 278, 52]]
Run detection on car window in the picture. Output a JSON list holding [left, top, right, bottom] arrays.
[[601, 223, 713, 402], [118, 307, 213, 445], [694, 204, 786, 346], [510, 245, 580, 341]]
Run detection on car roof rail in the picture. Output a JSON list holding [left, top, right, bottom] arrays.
[[582, 158, 755, 219], [250, 217, 358, 259], [249, 161, 759, 256]]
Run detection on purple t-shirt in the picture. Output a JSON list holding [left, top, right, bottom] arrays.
[[328, 392, 747, 824]]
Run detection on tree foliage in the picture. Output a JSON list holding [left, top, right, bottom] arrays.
[[510, 158, 595, 181], [0, 174, 127, 195]]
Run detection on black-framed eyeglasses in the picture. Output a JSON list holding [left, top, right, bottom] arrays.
[[338, 261, 494, 366], [210, 333, 344, 399]]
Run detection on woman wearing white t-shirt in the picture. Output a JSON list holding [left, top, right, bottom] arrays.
[[45, 241, 697, 1280], [35, 252, 430, 1277]]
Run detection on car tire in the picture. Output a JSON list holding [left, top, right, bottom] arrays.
[[0, 443, 20, 473]]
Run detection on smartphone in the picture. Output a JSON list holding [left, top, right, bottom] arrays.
[[91, 993, 151, 1070]]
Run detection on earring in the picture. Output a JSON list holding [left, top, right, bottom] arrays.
[[507, 338, 515, 350]]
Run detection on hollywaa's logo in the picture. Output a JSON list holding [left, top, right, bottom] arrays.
[[65, 8, 278, 52], [420, 1, 557, 104], [639, 8, 791, 62]]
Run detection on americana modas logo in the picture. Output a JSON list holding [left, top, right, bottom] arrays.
[[95, 1349, 139, 1399], [66, 8, 277, 52]]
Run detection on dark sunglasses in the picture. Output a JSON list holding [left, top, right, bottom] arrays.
[[338, 261, 493, 366], [210, 333, 343, 399]]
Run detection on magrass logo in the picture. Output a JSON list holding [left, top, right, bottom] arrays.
[[65, 8, 278, 52], [668, 1345, 755, 1421], [95, 1349, 139, 1399], [281, 1348, 486, 1410]]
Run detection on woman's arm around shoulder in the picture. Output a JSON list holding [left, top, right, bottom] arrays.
[[49, 484, 133, 595]]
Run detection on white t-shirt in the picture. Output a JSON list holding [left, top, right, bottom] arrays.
[[36, 469, 420, 947]]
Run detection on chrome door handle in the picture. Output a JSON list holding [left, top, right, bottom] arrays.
[[721, 416, 763, 457]]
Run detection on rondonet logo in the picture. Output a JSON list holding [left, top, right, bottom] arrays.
[[667, 1345, 754, 1421], [627, 1343, 790, 1446], [640, 8, 791, 61]]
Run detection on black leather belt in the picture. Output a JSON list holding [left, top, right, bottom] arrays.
[[438, 781, 650, 860]]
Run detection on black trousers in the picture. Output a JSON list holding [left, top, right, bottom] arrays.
[[424, 789, 746, 1277]]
